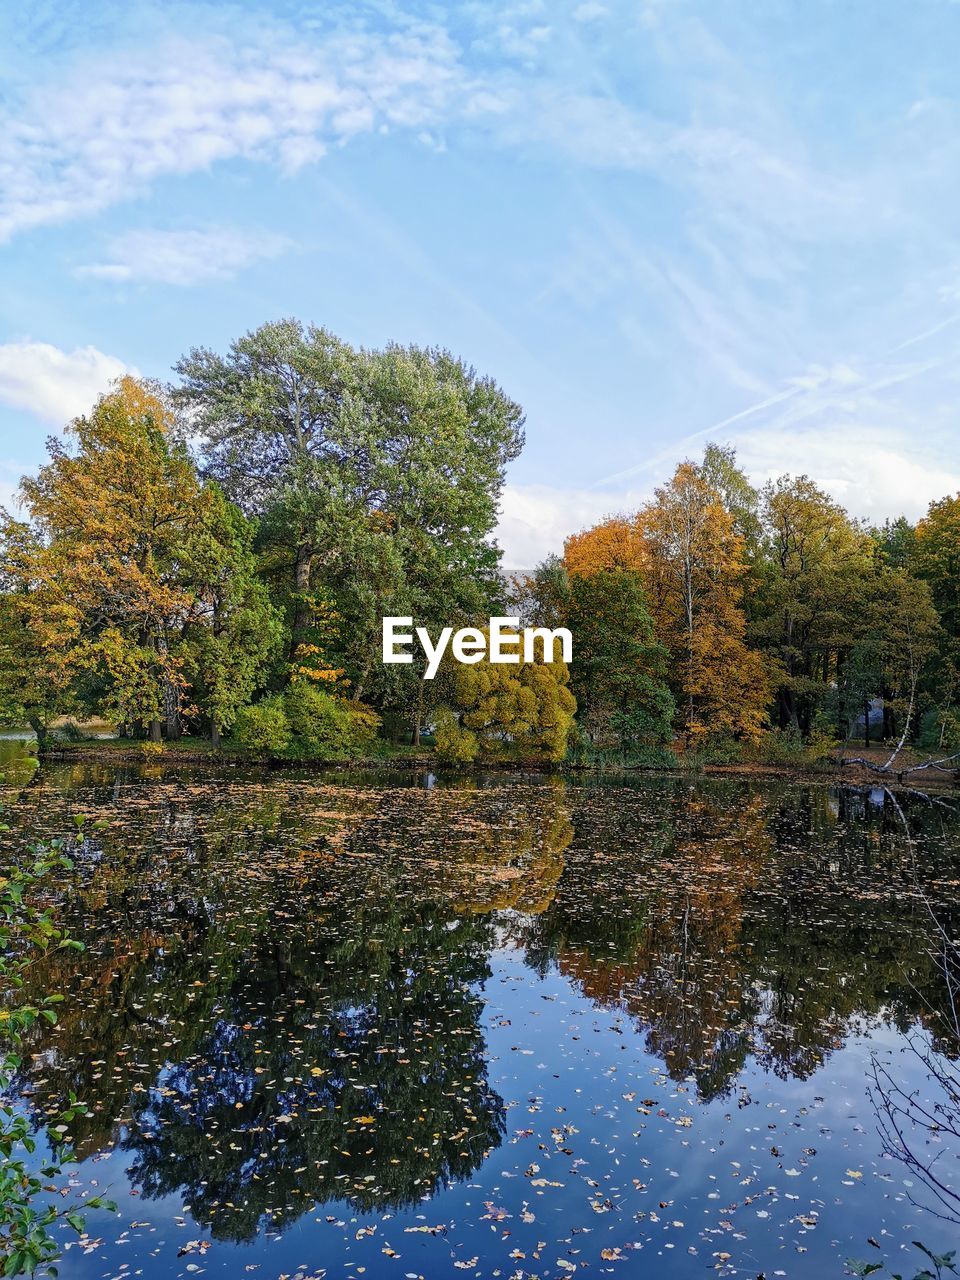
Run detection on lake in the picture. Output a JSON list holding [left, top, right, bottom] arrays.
[[3, 758, 960, 1278]]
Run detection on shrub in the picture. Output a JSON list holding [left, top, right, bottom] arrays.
[[746, 728, 836, 766], [232, 686, 379, 760], [433, 708, 479, 765], [281, 683, 379, 761], [233, 695, 291, 754]]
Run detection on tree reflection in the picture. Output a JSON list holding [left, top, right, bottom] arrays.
[[519, 780, 960, 1098], [124, 904, 503, 1240]]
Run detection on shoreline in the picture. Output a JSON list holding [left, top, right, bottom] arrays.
[[32, 740, 959, 791]]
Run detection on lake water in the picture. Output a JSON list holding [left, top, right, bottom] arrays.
[[3, 758, 960, 1278]]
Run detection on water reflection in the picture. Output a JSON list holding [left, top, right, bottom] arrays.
[[4, 764, 960, 1254]]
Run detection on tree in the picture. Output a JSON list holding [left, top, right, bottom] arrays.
[[871, 516, 917, 571], [640, 463, 768, 744], [836, 566, 941, 745], [0, 517, 78, 751], [178, 490, 282, 744], [914, 494, 960, 643], [698, 442, 762, 556], [753, 475, 873, 735], [448, 629, 577, 762], [566, 569, 674, 752], [1, 378, 276, 743], [174, 321, 525, 730], [510, 554, 570, 629], [563, 514, 646, 577]]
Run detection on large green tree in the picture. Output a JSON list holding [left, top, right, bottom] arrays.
[[753, 475, 873, 735], [174, 321, 525, 732]]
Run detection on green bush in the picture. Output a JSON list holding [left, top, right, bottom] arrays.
[[745, 728, 836, 766], [433, 707, 479, 765], [281, 683, 379, 761], [681, 737, 744, 768], [233, 685, 380, 760], [233, 695, 291, 754]]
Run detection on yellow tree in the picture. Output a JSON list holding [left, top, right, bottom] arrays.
[[2, 377, 274, 743], [447, 628, 577, 762], [641, 463, 768, 744]]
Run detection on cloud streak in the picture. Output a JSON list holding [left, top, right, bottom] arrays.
[[75, 226, 292, 285]]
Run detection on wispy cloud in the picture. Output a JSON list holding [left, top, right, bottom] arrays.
[[0, 20, 468, 241], [0, 2, 857, 253], [75, 226, 292, 285]]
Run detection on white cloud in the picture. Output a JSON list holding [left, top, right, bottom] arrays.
[[75, 226, 291, 286], [0, 341, 134, 424], [733, 424, 960, 524], [495, 481, 647, 568], [0, 7, 851, 252]]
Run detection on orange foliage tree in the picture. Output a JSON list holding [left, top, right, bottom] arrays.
[[563, 514, 646, 577], [0, 378, 277, 744], [640, 463, 768, 744]]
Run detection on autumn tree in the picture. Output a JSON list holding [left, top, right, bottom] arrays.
[[1, 378, 277, 743], [563, 514, 646, 578], [0, 517, 78, 751], [640, 463, 768, 744]]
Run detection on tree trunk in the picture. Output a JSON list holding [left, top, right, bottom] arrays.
[[149, 718, 162, 743], [27, 713, 48, 756], [863, 700, 870, 748], [289, 542, 314, 664], [412, 677, 425, 747], [164, 675, 181, 740], [210, 720, 221, 749]]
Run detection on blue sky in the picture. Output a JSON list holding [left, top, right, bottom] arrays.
[[2, 0, 960, 564]]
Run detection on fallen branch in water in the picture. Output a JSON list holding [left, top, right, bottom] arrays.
[[838, 749, 960, 778]]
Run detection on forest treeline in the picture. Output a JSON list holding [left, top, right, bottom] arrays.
[[0, 317, 957, 766]]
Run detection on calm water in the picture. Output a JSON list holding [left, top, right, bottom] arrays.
[[3, 758, 960, 1278]]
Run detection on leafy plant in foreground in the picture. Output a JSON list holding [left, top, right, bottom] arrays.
[[847, 1241, 957, 1280], [0, 835, 113, 1276]]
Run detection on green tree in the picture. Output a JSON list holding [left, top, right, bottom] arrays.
[[178, 490, 282, 745], [174, 321, 525, 732], [698, 441, 762, 557], [566, 569, 674, 753], [836, 566, 941, 744], [754, 475, 873, 735]]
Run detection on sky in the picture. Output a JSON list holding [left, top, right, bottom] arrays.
[[2, 1, 960, 566]]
